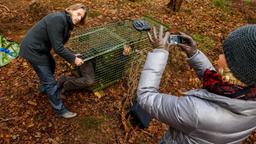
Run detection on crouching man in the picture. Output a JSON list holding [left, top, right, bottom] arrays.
[[58, 60, 95, 97]]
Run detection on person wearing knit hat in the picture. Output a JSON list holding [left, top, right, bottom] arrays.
[[223, 25, 256, 86], [136, 25, 256, 144]]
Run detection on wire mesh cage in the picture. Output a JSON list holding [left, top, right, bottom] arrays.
[[66, 16, 167, 91]]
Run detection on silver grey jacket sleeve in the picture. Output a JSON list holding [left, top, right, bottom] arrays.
[[137, 49, 198, 131], [187, 50, 215, 78], [137, 49, 256, 144]]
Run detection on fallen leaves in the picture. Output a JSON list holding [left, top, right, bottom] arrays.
[[0, 0, 255, 143], [93, 90, 106, 99], [27, 100, 37, 106]]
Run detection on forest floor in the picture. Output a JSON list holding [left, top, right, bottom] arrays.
[[0, 0, 255, 143]]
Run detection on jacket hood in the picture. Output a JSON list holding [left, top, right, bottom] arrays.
[[185, 89, 256, 116]]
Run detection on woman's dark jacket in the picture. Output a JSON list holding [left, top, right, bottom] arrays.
[[19, 12, 75, 65]]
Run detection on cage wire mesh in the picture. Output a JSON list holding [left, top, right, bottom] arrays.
[[66, 16, 168, 92]]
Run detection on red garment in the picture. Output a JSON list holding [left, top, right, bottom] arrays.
[[203, 69, 256, 100]]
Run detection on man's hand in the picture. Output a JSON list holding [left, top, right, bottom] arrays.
[[148, 26, 170, 50], [74, 57, 84, 66], [177, 32, 198, 57]]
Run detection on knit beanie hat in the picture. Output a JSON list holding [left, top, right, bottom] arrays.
[[223, 25, 256, 85]]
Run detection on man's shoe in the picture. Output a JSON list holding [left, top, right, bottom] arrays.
[[59, 111, 77, 119]]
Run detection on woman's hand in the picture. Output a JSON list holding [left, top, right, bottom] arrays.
[[148, 25, 170, 50], [74, 57, 84, 66], [74, 53, 82, 57], [177, 32, 198, 57]]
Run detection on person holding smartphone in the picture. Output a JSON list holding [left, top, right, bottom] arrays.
[[19, 3, 87, 118], [137, 25, 256, 143]]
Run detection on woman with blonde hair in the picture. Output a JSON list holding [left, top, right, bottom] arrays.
[[19, 3, 87, 118]]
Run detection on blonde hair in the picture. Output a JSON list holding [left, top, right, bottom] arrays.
[[65, 3, 88, 25]]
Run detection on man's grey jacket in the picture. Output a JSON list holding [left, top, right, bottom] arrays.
[[137, 49, 256, 144]]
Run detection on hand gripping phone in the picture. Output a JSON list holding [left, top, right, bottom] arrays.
[[168, 35, 183, 45]]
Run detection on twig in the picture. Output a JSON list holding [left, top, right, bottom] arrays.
[[139, 129, 154, 137], [0, 4, 10, 12], [0, 117, 16, 122], [21, 68, 32, 78], [63, 127, 73, 135], [120, 92, 130, 134]]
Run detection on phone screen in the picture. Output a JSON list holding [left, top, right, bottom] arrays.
[[168, 35, 183, 45]]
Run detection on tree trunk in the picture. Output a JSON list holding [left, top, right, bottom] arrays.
[[167, 0, 183, 12]]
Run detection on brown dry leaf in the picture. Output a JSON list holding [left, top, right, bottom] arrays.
[[94, 90, 105, 99], [27, 100, 37, 106], [48, 138, 59, 144], [27, 123, 34, 128]]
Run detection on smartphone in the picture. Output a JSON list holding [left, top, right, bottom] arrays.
[[168, 35, 183, 45]]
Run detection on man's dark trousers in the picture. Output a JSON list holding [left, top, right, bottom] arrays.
[[30, 60, 68, 115]]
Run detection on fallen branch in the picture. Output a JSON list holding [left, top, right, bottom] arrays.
[[120, 48, 150, 143], [120, 90, 130, 134]]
